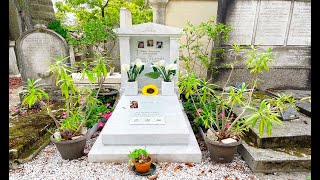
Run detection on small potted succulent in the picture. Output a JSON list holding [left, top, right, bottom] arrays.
[[145, 60, 177, 96], [128, 148, 152, 174], [122, 58, 145, 95]]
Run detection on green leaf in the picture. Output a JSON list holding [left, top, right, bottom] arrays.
[[259, 119, 265, 136], [145, 72, 161, 79]]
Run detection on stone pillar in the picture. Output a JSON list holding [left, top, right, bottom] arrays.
[[120, 8, 132, 28], [9, 41, 20, 77], [169, 37, 180, 91], [150, 0, 169, 24], [119, 37, 131, 94]]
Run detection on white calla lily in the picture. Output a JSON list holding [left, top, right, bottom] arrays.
[[165, 64, 177, 71], [122, 64, 130, 72]]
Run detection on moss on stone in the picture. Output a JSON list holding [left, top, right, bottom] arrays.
[[272, 147, 311, 158], [9, 111, 53, 160]]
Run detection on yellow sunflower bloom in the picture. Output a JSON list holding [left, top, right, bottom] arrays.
[[142, 84, 158, 96]]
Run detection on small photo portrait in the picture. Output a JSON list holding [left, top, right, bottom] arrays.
[[147, 40, 154, 47], [138, 41, 144, 48], [156, 41, 163, 48], [130, 101, 138, 108]]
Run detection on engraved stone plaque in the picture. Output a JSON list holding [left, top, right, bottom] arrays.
[[130, 37, 170, 88], [254, 1, 291, 45], [130, 112, 165, 125], [224, 0, 258, 45], [287, 1, 311, 46], [16, 27, 68, 86]]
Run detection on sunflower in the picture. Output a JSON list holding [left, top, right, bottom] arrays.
[[142, 84, 158, 96]]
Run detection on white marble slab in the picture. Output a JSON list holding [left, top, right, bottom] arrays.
[[101, 94, 190, 145], [88, 109, 202, 163]]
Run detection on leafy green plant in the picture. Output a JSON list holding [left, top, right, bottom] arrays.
[[145, 60, 177, 82], [48, 19, 69, 39], [21, 53, 114, 140], [121, 58, 145, 82], [128, 148, 150, 164], [179, 17, 232, 78], [85, 99, 114, 128], [179, 43, 295, 140]]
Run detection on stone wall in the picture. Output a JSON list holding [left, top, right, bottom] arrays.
[[211, 0, 311, 90], [9, 0, 56, 41]]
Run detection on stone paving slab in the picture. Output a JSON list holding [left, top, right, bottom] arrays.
[[238, 141, 311, 173], [266, 89, 311, 116], [247, 113, 311, 148]]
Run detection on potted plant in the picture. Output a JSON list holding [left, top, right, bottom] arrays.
[[128, 148, 152, 174], [122, 58, 145, 95], [21, 55, 113, 160], [145, 60, 177, 96], [178, 44, 295, 163]]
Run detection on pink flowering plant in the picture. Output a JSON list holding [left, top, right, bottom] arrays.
[[178, 44, 295, 141], [21, 55, 115, 140]]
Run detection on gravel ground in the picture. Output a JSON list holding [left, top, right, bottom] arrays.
[[9, 130, 311, 180], [9, 83, 311, 180]]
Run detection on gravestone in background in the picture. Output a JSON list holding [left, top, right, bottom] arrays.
[[212, 0, 311, 90], [16, 24, 69, 86]]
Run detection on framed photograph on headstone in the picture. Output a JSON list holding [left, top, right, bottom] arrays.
[[156, 41, 163, 48], [130, 101, 138, 108], [138, 41, 144, 48], [147, 40, 154, 47]]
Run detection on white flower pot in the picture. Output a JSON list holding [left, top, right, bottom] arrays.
[[125, 81, 138, 96], [161, 81, 174, 96]]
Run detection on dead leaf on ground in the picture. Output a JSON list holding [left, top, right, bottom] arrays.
[[224, 177, 234, 180], [208, 169, 212, 173], [162, 162, 171, 172], [184, 162, 194, 167], [147, 173, 158, 180], [173, 165, 183, 172], [128, 166, 132, 171]]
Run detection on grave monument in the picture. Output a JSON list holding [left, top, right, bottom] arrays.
[[88, 8, 202, 163], [16, 24, 69, 86]]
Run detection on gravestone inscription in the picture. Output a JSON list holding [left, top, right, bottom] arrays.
[[215, 0, 311, 90], [16, 24, 69, 86]]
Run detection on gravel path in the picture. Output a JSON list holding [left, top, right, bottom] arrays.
[[9, 130, 311, 180]]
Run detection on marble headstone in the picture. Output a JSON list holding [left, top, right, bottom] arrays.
[[116, 22, 182, 91], [16, 24, 69, 86]]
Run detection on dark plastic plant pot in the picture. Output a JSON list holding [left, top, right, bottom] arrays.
[[204, 136, 242, 163], [96, 88, 119, 106], [50, 135, 87, 160]]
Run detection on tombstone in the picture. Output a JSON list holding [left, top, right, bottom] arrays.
[[88, 8, 202, 163], [212, 0, 311, 90], [16, 24, 69, 86], [9, 41, 20, 76]]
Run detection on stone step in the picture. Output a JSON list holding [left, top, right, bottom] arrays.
[[265, 89, 311, 117], [245, 113, 311, 148], [238, 141, 311, 173], [88, 111, 202, 163]]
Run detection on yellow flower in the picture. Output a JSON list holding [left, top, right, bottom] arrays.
[[142, 84, 158, 96]]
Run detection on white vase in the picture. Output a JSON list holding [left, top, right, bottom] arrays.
[[125, 81, 138, 96], [161, 81, 174, 96]]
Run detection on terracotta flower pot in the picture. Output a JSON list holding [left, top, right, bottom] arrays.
[[133, 156, 152, 173], [204, 136, 242, 163]]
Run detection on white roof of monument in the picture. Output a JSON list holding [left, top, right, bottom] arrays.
[[116, 22, 182, 36]]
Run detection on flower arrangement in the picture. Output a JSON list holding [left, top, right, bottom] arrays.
[[122, 58, 145, 82], [145, 60, 177, 82], [141, 84, 159, 96]]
